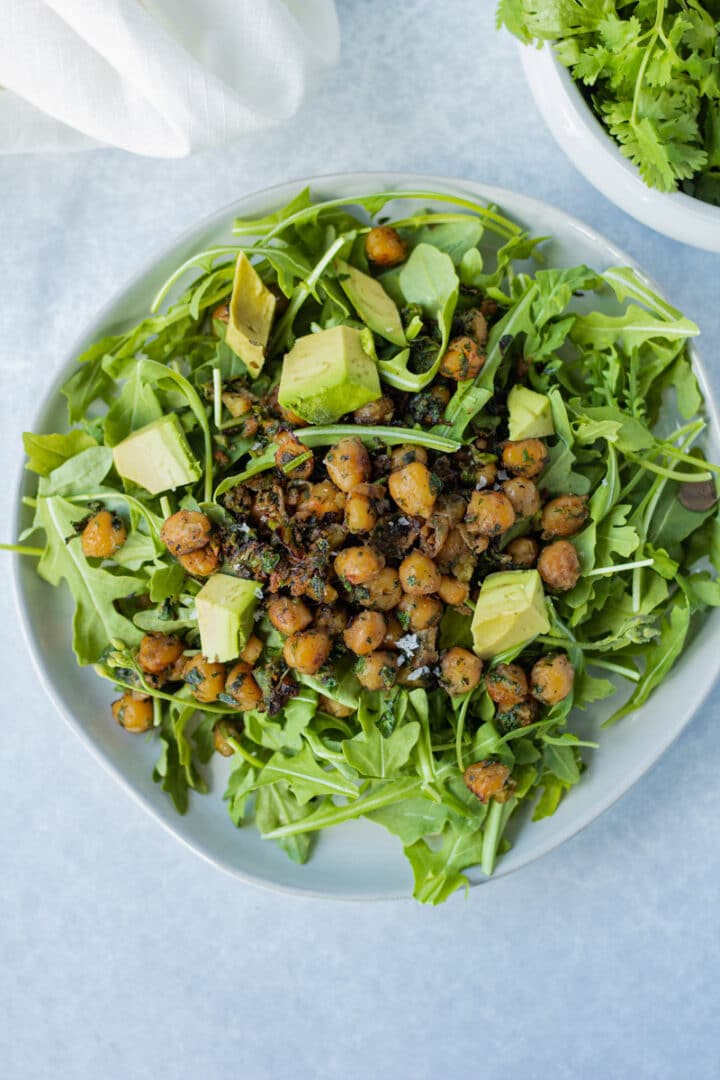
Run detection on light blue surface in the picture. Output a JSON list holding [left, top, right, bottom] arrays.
[[1, 2, 719, 1077]]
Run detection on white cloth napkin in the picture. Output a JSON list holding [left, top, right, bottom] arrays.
[[0, 0, 340, 156]]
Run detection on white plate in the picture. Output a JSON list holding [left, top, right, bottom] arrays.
[[13, 173, 720, 900], [521, 44, 720, 253]]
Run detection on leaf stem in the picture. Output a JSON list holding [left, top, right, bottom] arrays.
[[585, 557, 655, 578], [0, 543, 44, 556]]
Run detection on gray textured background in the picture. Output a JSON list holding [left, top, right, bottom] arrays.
[[2, 2, 719, 1077]]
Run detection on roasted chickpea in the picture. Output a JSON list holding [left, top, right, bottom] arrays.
[[541, 495, 589, 538], [274, 430, 313, 479], [111, 693, 153, 734], [213, 719, 243, 756], [294, 480, 346, 521], [355, 649, 400, 690], [437, 575, 470, 607], [436, 527, 475, 581], [240, 635, 264, 666], [538, 540, 581, 591], [410, 385, 452, 426], [383, 613, 404, 648], [343, 611, 387, 656], [464, 760, 515, 803], [440, 647, 483, 695], [225, 663, 264, 711], [485, 662, 528, 711], [388, 461, 438, 519], [365, 225, 408, 267], [344, 490, 377, 534], [212, 302, 230, 324], [160, 510, 212, 557], [314, 603, 350, 635], [359, 567, 403, 611], [352, 396, 395, 424], [335, 545, 385, 586], [138, 632, 184, 675], [495, 699, 540, 734], [531, 653, 575, 706], [439, 336, 485, 381], [222, 387, 254, 418], [389, 444, 428, 471], [278, 402, 308, 427], [463, 530, 490, 556], [283, 629, 332, 675], [505, 536, 540, 568], [178, 535, 221, 577], [397, 593, 443, 631], [318, 694, 355, 719], [501, 439, 548, 479], [81, 510, 127, 559], [465, 490, 516, 537], [399, 551, 441, 596], [267, 596, 313, 636], [462, 307, 489, 346], [502, 477, 541, 519], [183, 655, 226, 703], [475, 461, 498, 489], [325, 437, 371, 492]]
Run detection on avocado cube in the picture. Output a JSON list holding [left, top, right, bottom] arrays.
[[471, 570, 550, 660], [225, 252, 277, 377], [507, 385, 555, 441], [196, 574, 261, 663], [278, 325, 382, 425], [112, 414, 201, 495]]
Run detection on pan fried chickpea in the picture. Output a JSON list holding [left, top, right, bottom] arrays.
[[294, 480, 346, 520], [502, 477, 541, 519], [463, 760, 515, 803], [352, 396, 395, 424], [462, 307, 488, 346], [212, 302, 230, 324], [465, 490, 516, 537], [335, 545, 385, 586], [390, 444, 428, 470], [160, 510, 212, 556], [240, 635, 263, 666], [178, 535, 221, 577], [355, 649, 400, 690], [343, 611, 387, 656], [388, 461, 438, 519], [397, 593, 443, 631], [541, 495, 589, 538], [495, 699, 539, 734], [344, 489, 377, 534], [463, 530, 490, 556], [267, 596, 313, 635], [486, 663, 528, 711], [225, 664, 264, 711], [359, 567, 403, 611], [399, 551, 441, 596], [475, 461, 497, 489], [274, 430, 313, 479], [365, 225, 408, 267], [81, 510, 127, 559], [222, 387, 254, 418], [440, 647, 483, 695], [538, 540, 581, 591], [283, 629, 333, 675], [213, 719, 243, 756], [278, 402, 308, 427], [437, 527, 475, 580], [501, 439, 548, 479], [505, 536, 540, 568], [439, 336, 485, 381], [184, 655, 226, 703], [138, 633, 185, 675], [325, 437, 371, 492], [112, 693, 153, 734], [314, 603, 350, 635], [383, 613, 404, 647], [437, 575, 469, 607], [318, 694, 355, 718], [531, 653, 575, 706]]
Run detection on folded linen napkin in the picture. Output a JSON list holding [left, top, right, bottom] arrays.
[[0, 0, 340, 155]]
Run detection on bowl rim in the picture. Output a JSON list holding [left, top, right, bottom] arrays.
[[12, 170, 720, 901]]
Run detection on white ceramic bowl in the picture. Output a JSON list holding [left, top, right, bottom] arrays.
[[521, 44, 720, 252], [13, 172, 720, 900]]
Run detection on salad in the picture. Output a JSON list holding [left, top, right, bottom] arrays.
[[10, 187, 720, 904]]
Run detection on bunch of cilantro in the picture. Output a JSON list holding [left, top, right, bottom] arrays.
[[10, 188, 720, 904], [498, 0, 720, 201]]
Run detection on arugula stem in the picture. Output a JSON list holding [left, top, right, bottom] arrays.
[[481, 797, 517, 876], [160, 496, 172, 521], [150, 246, 239, 313], [261, 777, 422, 838], [0, 543, 44, 556], [632, 565, 643, 614], [454, 693, 472, 774], [269, 234, 350, 351], [94, 667, 238, 715], [212, 368, 223, 430], [625, 452, 710, 483], [585, 557, 655, 578], [227, 736, 265, 771], [586, 658, 641, 683]]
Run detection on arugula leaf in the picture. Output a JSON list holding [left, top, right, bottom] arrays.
[[342, 716, 420, 779], [251, 742, 358, 805], [23, 430, 97, 476], [254, 781, 315, 864], [405, 823, 487, 905]]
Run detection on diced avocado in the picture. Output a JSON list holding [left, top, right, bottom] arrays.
[[225, 252, 277, 377], [471, 570, 549, 660], [196, 573, 261, 662], [278, 325, 382, 424], [336, 260, 407, 346], [112, 415, 201, 495], [507, 385, 555, 440]]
